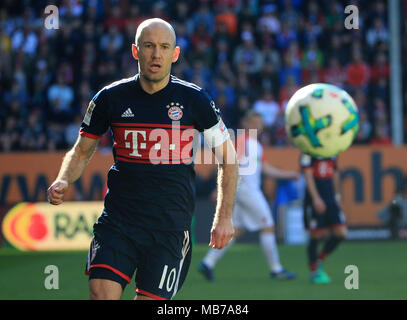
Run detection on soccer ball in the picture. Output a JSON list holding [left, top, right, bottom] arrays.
[[285, 83, 359, 158]]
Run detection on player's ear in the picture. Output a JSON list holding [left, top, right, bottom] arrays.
[[132, 44, 139, 60], [172, 46, 180, 63]]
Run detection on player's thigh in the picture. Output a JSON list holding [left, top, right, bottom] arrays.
[[232, 202, 245, 231], [235, 188, 273, 231], [326, 204, 347, 238], [135, 230, 192, 300], [304, 202, 330, 239], [85, 228, 137, 297], [333, 225, 347, 238]]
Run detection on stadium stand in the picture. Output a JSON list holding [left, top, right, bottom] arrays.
[[0, 0, 395, 151]]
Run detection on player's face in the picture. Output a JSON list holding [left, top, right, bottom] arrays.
[[247, 115, 264, 133], [133, 24, 179, 84]]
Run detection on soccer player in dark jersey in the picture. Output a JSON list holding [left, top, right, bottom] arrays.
[[47, 18, 238, 300], [300, 153, 346, 284]]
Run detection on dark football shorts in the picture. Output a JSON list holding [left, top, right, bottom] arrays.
[[85, 223, 192, 300], [303, 200, 346, 232]]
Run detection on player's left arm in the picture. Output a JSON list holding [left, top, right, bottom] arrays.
[[262, 162, 299, 180], [210, 138, 238, 250], [194, 90, 237, 249], [333, 170, 342, 204]]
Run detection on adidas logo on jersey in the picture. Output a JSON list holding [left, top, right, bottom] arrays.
[[121, 108, 134, 117]]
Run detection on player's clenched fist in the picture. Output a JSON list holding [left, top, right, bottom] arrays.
[[209, 216, 234, 250], [47, 180, 68, 205]]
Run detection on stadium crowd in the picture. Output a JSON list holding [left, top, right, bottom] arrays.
[[0, 0, 397, 152]]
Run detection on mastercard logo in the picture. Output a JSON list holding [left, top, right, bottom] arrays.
[[2, 202, 49, 251]]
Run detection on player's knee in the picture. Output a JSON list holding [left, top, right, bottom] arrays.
[[89, 279, 122, 300], [260, 226, 274, 233], [310, 229, 329, 240], [333, 226, 347, 240], [89, 286, 108, 300]]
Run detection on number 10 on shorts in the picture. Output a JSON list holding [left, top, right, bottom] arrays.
[[159, 265, 177, 292]]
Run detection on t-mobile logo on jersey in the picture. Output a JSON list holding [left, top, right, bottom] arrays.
[[116, 122, 259, 174], [124, 130, 147, 157], [119, 124, 195, 164]]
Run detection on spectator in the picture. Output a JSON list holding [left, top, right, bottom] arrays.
[[4, 79, 27, 114], [257, 4, 280, 35], [346, 50, 370, 89], [279, 54, 302, 86], [370, 52, 390, 84], [301, 40, 323, 69], [302, 58, 324, 85], [214, 3, 238, 37], [370, 122, 392, 146], [233, 31, 263, 77], [354, 109, 373, 144], [324, 1, 344, 28], [280, 0, 301, 30], [174, 22, 191, 55], [253, 89, 280, 128], [366, 18, 389, 48], [278, 75, 300, 109], [100, 25, 124, 52], [65, 114, 83, 147], [323, 56, 347, 88], [187, 3, 215, 36], [260, 42, 281, 72], [47, 74, 74, 122], [209, 76, 236, 111], [325, 33, 348, 66], [276, 20, 298, 52], [172, 1, 190, 24], [259, 60, 280, 96], [11, 24, 38, 56], [235, 94, 252, 127]]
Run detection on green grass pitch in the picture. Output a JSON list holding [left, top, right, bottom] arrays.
[[0, 241, 406, 300]]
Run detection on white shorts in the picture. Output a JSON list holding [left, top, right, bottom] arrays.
[[233, 180, 274, 232]]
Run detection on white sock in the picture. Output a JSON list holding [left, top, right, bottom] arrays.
[[260, 232, 283, 273], [202, 238, 235, 268]]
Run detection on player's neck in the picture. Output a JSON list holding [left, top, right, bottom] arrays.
[[139, 74, 170, 95]]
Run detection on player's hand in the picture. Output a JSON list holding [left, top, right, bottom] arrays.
[[209, 215, 234, 250], [289, 171, 300, 180], [313, 196, 326, 215], [47, 180, 68, 205]]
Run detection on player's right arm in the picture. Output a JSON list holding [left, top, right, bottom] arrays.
[[301, 154, 326, 214], [48, 88, 109, 205], [303, 169, 326, 214], [47, 135, 99, 205]]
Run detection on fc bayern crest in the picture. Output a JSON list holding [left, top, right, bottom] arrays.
[[168, 106, 183, 120]]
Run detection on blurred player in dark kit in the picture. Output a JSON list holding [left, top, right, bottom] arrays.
[[301, 153, 346, 284]]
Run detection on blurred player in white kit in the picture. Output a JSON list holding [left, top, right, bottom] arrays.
[[199, 111, 298, 281]]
